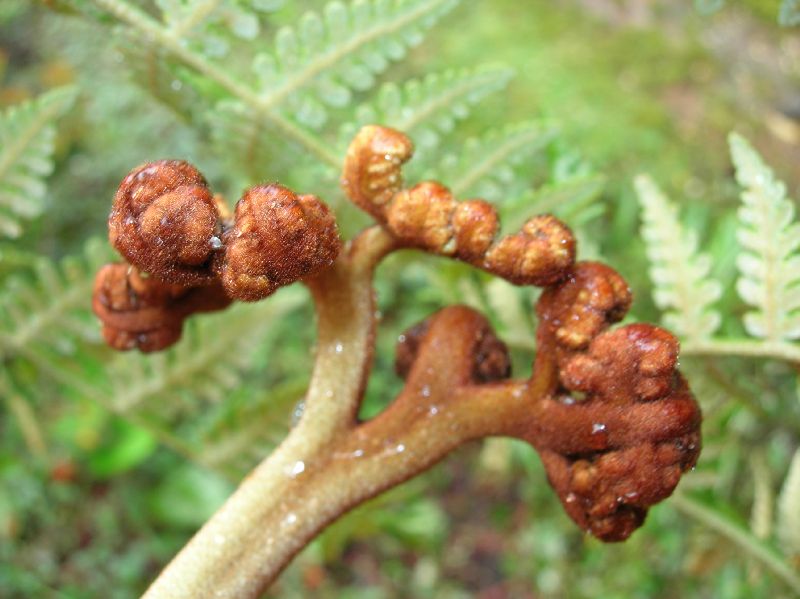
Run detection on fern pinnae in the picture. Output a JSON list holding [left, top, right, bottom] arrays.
[[109, 288, 305, 415], [446, 121, 557, 199], [339, 64, 514, 152], [255, 0, 459, 128], [0, 238, 112, 357], [729, 132, 800, 342], [0, 86, 77, 238], [159, 0, 224, 39], [90, 0, 340, 167], [635, 174, 722, 341]]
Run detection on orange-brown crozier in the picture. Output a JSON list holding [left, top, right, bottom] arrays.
[[342, 125, 575, 286], [93, 263, 231, 352], [221, 184, 340, 301], [387, 263, 700, 542], [339, 126, 700, 541], [94, 126, 700, 598], [96, 161, 342, 350], [109, 160, 225, 287]]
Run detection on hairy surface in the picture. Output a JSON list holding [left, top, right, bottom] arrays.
[[342, 125, 575, 286], [94, 127, 700, 598], [92, 263, 231, 352]]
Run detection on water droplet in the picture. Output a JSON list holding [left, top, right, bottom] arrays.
[[624, 491, 639, 500], [428, 405, 439, 416], [352, 448, 364, 458], [285, 460, 305, 477], [170, 79, 183, 91], [591, 423, 607, 435], [420, 385, 431, 398], [395, 444, 405, 454], [210, 236, 222, 249], [334, 342, 343, 354], [565, 492, 577, 504], [284, 513, 297, 525], [291, 400, 305, 427]]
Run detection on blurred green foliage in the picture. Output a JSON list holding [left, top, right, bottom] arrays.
[[1, 1, 799, 597]]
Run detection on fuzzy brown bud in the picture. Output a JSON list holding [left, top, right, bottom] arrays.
[[342, 125, 575, 287], [109, 160, 223, 286], [530, 261, 700, 542], [221, 184, 341, 301], [92, 263, 231, 352]]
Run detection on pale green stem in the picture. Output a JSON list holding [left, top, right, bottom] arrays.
[[142, 228, 397, 598], [681, 338, 800, 363], [671, 493, 800, 595]]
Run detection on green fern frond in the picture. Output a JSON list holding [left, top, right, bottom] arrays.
[[0, 86, 77, 238], [777, 448, 800, 557], [197, 377, 308, 472], [108, 288, 305, 416], [0, 238, 113, 358], [635, 174, 721, 341], [339, 64, 514, 152], [730, 132, 800, 342], [119, 41, 202, 119], [157, 0, 270, 45], [438, 122, 557, 201], [251, 0, 460, 129]]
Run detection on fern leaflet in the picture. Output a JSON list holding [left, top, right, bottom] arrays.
[[435, 122, 556, 201], [0, 238, 113, 358], [108, 288, 304, 416], [635, 174, 721, 341], [339, 64, 514, 152], [251, 0, 459, 128], [730, 132, 800, 341], [0, 86, 76, 238]]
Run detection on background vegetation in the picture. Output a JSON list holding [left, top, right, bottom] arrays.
[[1, 0, 799, 597]]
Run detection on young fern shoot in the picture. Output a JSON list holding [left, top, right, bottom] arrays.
[[93, 126, 701, 598]]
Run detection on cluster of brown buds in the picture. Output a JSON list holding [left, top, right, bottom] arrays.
[[341, 126, 700, 541], [94, 125, 701, 596], [93, 160, 340, 351]]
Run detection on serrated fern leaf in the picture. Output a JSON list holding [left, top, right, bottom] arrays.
[[730, 133, 800, 341], [437, 122, 556, 201], [158, 0, 287, 53], [778, 448, 800, 557], [0, 86, 77, 238], [635, 175, 722, 340], [339, 64, 514, 152], [108, 288, 304, 416], [252, 0, 459, 129], [0, 238, 113, 358]]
